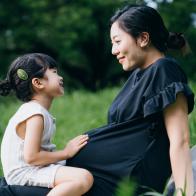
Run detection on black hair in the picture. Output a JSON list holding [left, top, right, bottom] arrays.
[[110, 5, 186, 52], [0, 53, 58, 102]]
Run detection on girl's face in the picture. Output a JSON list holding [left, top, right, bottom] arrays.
[[41, 68, 64, 98], [110, 22, 145, 71]]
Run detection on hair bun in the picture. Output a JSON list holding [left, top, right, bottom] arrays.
[[0, 80, 12, 96], [167, 32, 186, 50]]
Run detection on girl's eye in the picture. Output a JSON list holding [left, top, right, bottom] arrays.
[[115, 40, 121, 44]]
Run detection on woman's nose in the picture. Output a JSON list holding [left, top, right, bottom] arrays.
[[111, 45, 119, 56]]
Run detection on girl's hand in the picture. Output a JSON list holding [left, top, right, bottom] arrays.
[[63, 134, 89, 159]]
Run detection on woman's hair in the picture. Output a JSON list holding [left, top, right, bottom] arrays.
[[0, 53, 58, 102], [110, 5, 186, 52]]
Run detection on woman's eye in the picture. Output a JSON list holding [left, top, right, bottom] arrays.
[[115, 40, 121, 44]]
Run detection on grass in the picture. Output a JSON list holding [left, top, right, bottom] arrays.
[[190, 82, 196, 146], [0, 84, 195, 195], [0, 87, 119, 176]]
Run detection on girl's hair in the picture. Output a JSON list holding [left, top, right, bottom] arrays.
[[110, 5, 186, 52], [0, 53, 58, 102]]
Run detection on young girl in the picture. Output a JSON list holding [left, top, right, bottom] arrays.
[[0, 53, 93, 196]]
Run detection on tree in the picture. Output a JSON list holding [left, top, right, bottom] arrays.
[[157, 0, 196, 79], [0, 0, 195, 90]]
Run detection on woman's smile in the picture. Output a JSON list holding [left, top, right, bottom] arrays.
[[117, 56, 126, 64]]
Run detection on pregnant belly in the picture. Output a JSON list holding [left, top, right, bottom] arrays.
[[67, 119, 152, 184]]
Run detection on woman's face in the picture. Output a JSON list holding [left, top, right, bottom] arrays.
[[110, 22, 144, 71]]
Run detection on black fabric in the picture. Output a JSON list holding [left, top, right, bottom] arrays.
[[166, 182, 175, 196], [0, 177, 50, 196], [0, 57, 194, 196], [0, 177, 13, 196], [69, 116, 172, 195]]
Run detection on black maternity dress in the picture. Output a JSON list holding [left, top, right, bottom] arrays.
[[0, 57, 194, 196]]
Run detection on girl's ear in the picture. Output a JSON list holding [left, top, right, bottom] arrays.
[[137, 32, 150, 48], [32, 78, 44, 90]]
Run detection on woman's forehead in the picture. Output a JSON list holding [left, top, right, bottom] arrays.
[[110, 22, 123, 39]]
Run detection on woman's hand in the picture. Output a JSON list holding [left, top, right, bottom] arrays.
[[63, 134, 89, 159]]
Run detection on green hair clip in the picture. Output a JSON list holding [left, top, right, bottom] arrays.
[[17, 69, 28, 80]]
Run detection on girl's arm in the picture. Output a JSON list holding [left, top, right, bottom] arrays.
[[164, 92, 194, 196], [23, 115, 88, 166]]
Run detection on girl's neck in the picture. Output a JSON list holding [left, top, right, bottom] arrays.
[[31, 95, 53, 110]]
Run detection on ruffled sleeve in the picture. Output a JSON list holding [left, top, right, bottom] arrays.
[[143, 82, 194, 117], [142, 58, 195, 118]]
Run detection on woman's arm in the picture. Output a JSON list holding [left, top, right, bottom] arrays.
[[23, 115, 88, 166], [164, 92, 194, 196]]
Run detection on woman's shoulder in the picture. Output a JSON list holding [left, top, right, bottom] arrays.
[[152, 57, 180, 71], [147, 56, 187, 82]]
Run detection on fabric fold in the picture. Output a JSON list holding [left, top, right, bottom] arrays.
[[143, 82, 194, 118]]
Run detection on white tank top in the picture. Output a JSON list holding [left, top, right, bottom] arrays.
[[1, 101, 56, 184]]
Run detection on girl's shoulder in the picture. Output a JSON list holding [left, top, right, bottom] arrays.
[[19, 101, 42, 111], [15, 101, 46, 118], [7, 102, 46, 125]]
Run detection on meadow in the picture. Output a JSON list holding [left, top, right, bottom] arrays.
[[0, 84, 195, 195], [0, 87, 120, 176]]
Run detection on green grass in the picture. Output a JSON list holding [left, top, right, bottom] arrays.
[[190, 82, 196, 146], [0, 84, 195, 196], [0, 87, 119, 176], [51, 88, 119, 147]]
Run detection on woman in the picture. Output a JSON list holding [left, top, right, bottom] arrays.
[[69, 5, 194, 195], [0, 4, 195, 196]]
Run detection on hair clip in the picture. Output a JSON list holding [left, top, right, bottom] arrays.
[[17, 69, 28, 80]]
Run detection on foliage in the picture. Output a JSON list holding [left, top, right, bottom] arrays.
[[115, 177, 135, 196], [0, 0, 132, 90], [190, 82, 196, 146], [0, 0, 195, 90], [157, 0, 196, 80]]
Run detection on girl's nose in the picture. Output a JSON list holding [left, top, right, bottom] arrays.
[[59, 76, 63, 81]]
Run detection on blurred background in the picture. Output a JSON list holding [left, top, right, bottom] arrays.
[[0, 1, 196, 191], [0, 0, 195, 90]]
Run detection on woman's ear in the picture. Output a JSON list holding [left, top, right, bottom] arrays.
[[32, 78, 44, 90], [138, 32, 150, 48]]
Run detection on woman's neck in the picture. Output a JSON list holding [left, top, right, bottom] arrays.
[[31, 94, 53, 110], [141, 47, 165, 69]]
